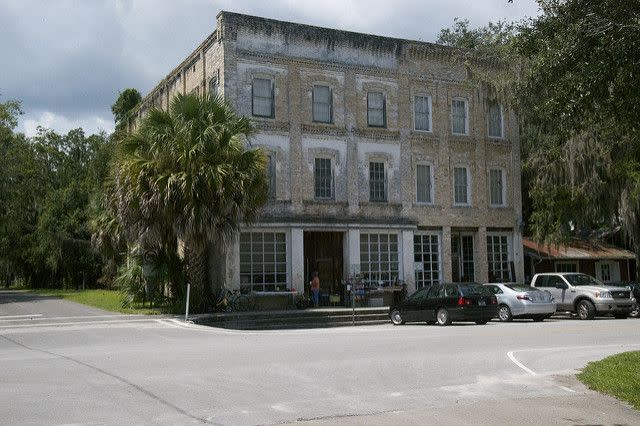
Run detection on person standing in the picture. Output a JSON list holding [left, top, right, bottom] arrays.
[[310, 271, 320, 307]]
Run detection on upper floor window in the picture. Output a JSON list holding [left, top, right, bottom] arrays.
[[453, 166, 470, 205], [312, 85, 332, 123], [452, 98, 469, 135], [489, 168, 505, 206], [314, 158, 333, 199], [416, 163, 433, 204], [367, 92, 386, 127], [488, 102, 503, 138], [209, 69, 220, 96], [369, 161, 387, 202], [267, 154, 276, 200], [252, 78, 274, 118], [414, 95, 432, 132]]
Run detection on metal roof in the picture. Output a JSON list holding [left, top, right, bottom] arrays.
[[523, 237, 636, 260]]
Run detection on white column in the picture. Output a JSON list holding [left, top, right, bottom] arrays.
[[402, 230, 416, 292], [477, 227, 488, 283], [512, 230, 525, 282], [346, 228, 361, 276], [442, 227, 453, 282], [290, 228, 305, 292]]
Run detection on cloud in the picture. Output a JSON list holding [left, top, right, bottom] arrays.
[[20, 110, 114, 137], [2, 0, 540, 136]]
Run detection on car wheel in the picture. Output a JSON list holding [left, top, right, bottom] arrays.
[[436, 308, 451, 326], [475, 320, 488, 325], [532, 315, 545, 322], [630, 304, 639, 318], [577, 300, 596, 320], [390, 309, 405, 325], [497, 304, 513, 322], [614, 313, 628, 319]]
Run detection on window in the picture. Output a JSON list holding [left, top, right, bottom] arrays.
[[454, 166, 470, 205], [369, 162, 387, 202], [488, 102, 503, 138], [452, 234, 474, 282], [414, 95, 431, 131], [600, 263, 611, 282], [452, 98, 468, 135], [312, 85, 332, 123], [414, 233, 441, 289], [487, 234, 512, 282], [416, 164, 433, 204], [239, 232, 287, 292], [267, 154, 276, 200], [367, 92, 386, 127], [314, 158, 333, 199], [360, 233, 399, 286], [252, 78, 274, 118], [535, 275, 563, 288], [489, 169, 505, 206], [209, 69, 220, 96], [555, 262, 578, 273]]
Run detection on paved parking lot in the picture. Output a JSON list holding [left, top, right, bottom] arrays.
[[1, 290, 639, 425]]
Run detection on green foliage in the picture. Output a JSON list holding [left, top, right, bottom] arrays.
[[31, 289, 161, 315], [0, 100, 111, 288], [578, 351, 640, 409], [111, 88, 142, 126]]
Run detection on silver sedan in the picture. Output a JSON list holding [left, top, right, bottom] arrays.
[[483, 283, 556, 322]]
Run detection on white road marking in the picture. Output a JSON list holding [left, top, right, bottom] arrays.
[[0, 314, 43, 320], [0, 314, 141, 322], [0, 318, 159, 329], [507, 351, 537, 376]]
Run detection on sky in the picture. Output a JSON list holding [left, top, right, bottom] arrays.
[[1, 0, 541, 137]]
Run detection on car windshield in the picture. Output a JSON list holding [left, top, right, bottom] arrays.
[[506, 284, 537, 292], [563, 274, 604, 287], [459, 286, 492, 296]]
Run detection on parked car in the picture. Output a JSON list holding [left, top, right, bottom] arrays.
[[389, 284, 498, 326], [530, 273, 636, 320], [606, 281, 640, 318], [483, 283, 556, 322]]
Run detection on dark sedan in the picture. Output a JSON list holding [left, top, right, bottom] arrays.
[[389, 284, 498, 326]]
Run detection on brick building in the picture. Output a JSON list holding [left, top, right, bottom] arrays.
[[134, 11, 525, 297]]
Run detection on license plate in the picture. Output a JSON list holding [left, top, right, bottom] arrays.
[[478, 300, 486, 306]]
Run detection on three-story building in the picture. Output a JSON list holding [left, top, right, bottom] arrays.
[[133, 11, 525, 297]]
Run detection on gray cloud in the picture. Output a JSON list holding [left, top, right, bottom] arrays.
[[1, 0, 539, 136]]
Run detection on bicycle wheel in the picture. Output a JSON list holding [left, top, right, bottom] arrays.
[[234, 295, 250, 312]]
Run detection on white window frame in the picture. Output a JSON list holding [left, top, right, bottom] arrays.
[[415, 162, 435, 205], [312, 84, 333, 124], [360, 232, 400, 287], [252, 77, 274, 118], [487, 102, 504, 139], [555, 261, 579, 273], [414, 231, 442, 288], [413, 95, 432, 132], [239, 231, 289, 292], [489, 168, 507, 207], [367, 91, 386, 128], [486, 232, 513, 282], [451, 97, 469, 136], [453, 165, 472, 206], [369, 161, 387, 202]]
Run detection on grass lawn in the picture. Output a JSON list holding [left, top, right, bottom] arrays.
[[577, 351, 640, 410], [30, 289, 163, 315]]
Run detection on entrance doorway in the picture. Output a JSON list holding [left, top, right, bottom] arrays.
[[452, 232, 475, 282], [303, 232, 344, 301]]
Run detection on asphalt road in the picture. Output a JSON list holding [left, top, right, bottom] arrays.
[[1, 289, 639, 425]]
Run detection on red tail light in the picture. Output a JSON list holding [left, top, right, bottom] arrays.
[[516, 294, 531, 301], [457, 297, 472, 306]]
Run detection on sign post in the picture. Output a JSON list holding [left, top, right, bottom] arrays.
[[184, 283, 191, 322]]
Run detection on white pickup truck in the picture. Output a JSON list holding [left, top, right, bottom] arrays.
[[530, 273, 636, 320]]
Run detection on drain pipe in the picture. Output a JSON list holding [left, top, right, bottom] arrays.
[[184, 283, 191, 322]]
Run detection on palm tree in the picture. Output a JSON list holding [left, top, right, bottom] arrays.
[[110, 93, 268, 307]]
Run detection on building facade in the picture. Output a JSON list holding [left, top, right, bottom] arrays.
[[134, 11, 525, 296]]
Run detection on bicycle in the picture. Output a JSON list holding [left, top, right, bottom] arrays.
[[214, 288, 255, 312]]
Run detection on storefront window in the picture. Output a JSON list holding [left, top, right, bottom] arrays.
[[360, 233, 399, 286], [414, 233, 441, 288], [239, 232, 287, 291]]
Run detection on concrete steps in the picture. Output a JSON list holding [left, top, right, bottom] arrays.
[[193, 307, 390, 330]]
